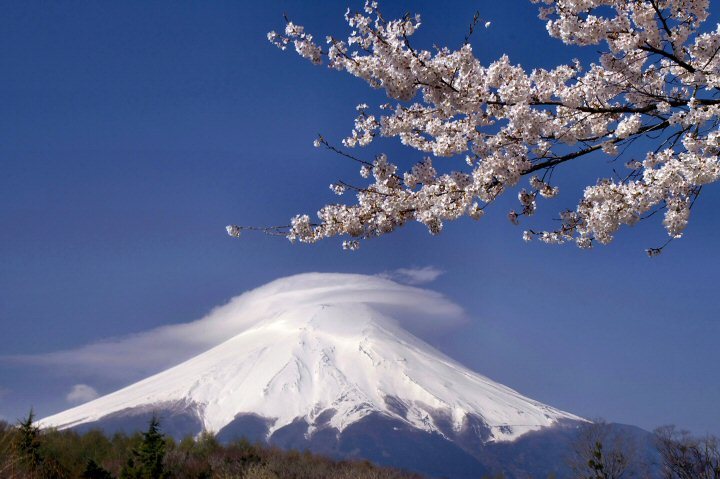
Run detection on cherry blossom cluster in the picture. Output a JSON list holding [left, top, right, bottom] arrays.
[[229, 0, 720, 254]]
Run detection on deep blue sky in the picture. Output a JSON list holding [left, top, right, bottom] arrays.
[[1, 1, 719, 436]]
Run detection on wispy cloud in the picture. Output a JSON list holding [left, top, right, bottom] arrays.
[[66, 384, 99, 404], [5, 273, 464, 384], [378, 266, 444, 285]]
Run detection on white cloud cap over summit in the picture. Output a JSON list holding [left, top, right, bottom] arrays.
[[39, 272, 581, 443], [7, 273, 464, 384]]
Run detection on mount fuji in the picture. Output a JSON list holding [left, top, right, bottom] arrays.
[[39, 273, 596, 478]]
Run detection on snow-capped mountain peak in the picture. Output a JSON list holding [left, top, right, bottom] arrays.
[[39, 274, 582, 443]]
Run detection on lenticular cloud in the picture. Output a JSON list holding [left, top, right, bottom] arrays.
[[7, 273, 464, 382]]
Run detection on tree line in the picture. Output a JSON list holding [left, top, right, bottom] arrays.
[[0, 411, 421, 479], [1, 412, 718, 478]]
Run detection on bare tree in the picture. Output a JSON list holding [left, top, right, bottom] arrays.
[[569, 419, 641, 479], [655, 425, 720, 479]]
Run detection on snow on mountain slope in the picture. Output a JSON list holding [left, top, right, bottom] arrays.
[[39, 273, 583, 443]]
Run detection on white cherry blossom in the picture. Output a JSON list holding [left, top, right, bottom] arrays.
[[229, 0, 720, 255]]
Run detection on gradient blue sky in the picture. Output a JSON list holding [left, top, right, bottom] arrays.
[[1, 1, 719, 436]]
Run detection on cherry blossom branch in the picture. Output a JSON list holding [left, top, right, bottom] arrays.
[[230, 0, 720, 255]]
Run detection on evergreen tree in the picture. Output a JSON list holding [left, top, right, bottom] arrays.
[[120, 415, 167, 479], [15, 408, 43, 472], [82, 458, 113, 479]]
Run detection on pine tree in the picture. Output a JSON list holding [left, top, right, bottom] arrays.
[[15, 408, 43, 473], [82, 458, 113, 479], [120, 415, 167, 479]]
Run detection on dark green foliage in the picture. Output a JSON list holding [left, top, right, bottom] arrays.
[[83, 458, 114, 479], [16, 409, 42, 470], [0, 414, 420, 478], [120, 415, 168, 479], [11, 410, 69, 478]]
